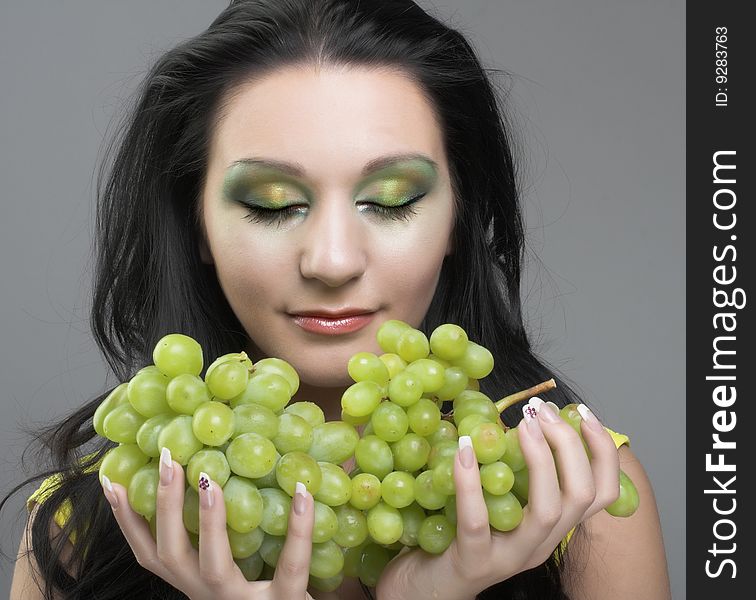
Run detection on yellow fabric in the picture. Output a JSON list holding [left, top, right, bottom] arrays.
[[26, 453, 103, 545], [557, 426, 630, 555]]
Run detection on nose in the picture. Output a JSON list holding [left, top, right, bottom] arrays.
[[298, 198, 368, 288]]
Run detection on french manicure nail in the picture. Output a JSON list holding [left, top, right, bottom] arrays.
[[577, 404, 603, 432], [545, 401, 560, 415], [528, 397, 544, 411], [199, 472, 213, 508], [522, 405, 544, 438], [536, 400, 559, 423], [293, 481, 307, 515], [101, 475, 118, 508], [159, 447, 173, 486], [458, 435, 475, 468]]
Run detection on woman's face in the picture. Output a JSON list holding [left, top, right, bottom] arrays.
[[200, 65, 455, 388]]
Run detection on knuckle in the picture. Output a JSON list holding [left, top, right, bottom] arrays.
[[276, 558, 307, 579], [199, 566, 226, 586], [571, 485, 596, 509], [537, 506, 562, 528], [155, 549, 182, 572], [464, 515, 490, 539], [135, 553, 160, 573]]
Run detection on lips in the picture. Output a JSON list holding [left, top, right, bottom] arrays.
[[289, 311, 377, 335]]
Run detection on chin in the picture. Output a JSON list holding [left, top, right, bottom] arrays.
[[297, 366, 353, 389]]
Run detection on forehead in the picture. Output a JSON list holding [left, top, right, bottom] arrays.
[[208, 65, 445, 173]]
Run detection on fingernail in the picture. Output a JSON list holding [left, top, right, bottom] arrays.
[[577, 404, 603, 432], [458, 435, 475, 468], [159, 447, 173, 486], [100, 475, 118, 508], [522, 405, 544, 439], [545, 401, 560, 415], [529, 397, 544, 411], [293, 481, 307, 515], [534, 398, 559, 423], [199, 472, 213, 508]]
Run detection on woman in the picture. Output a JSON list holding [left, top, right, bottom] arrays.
[[6, 0, 670, 598]]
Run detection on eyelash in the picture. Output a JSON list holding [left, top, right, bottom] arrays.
[[241, 194, 425, 226]]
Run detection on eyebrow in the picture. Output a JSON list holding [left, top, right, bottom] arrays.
[[227, 152, 438, 178]]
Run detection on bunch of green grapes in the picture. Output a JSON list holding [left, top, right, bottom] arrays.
[[95, 320, 639, 592]]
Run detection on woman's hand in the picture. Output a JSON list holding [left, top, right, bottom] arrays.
[[100, 449, 316, 600], [375, 400, 621, 600]]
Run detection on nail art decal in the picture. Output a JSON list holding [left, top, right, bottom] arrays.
[[523, 405, 537, 420], [199, 474, 210, 491]]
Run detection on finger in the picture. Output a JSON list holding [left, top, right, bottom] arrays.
[[534, 400, 596, 522], [577, 405, 621, 514], [452, 435, 490, 561], [100, 475, 168, 580], [272, 482, 314, 596], [156, 448, 196, 575], [197, 472, 236, 584], [516, 406, 562, 539]]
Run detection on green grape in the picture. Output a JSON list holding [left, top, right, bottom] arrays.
[[192, 401, 235, 446], [434, 366, 469, 401], [456, 413, 490, 437], [127, 462, 159, 520], [418, 514, 456, 554], [511, 466, 530, 505], [309, 572, 344, 592], [153, 333, 204, 378], [396, 328, 430, 363], [259, 534, 285, 567], [99, 444, 150, 488], [314, 462, 352, 506], [205, 352, 253, 380], [103, 403, 147, 444], [350, 473, 382, 510], [605, 470, 640, 517], [93, 383, 129, 437], [484, 491, 523, 532], [341, 410, 371, 427], [348, 352, 391, 385], [250, 451, 281, 489], [186, 448, 231, 492], [378, 353, 407, 378], [236, 552, 264, 581], [136, 413, 175, 457], [480, 461, 515, 495], [252, 357, 300, 396], [559, 403, 583, 434], [380, 471, 415, 508], [283, 401, 325, 427], [443, 494, 457, 525], [450, 341, 494, 379], [183, 487, 200, 534], [309, 539, 344, 579], [127, 368, 171, 418], [414, 470, 447, 510], [355, 435, 394, 479], [406, 397, 441, 436], [426, 420, 459, 446], [470, 422, 507, 464], [342, 542, 368, 577], [431, 458, 456, 496], [387, 370, 423, 407], [427, 440, 459, 469], [451, 391, 498, 426], [367, 502, 403, 545], [429, 324, 469, 361], [223, 476, 264, 533], [166, 374, 211, 415], [502, 427, 526, 472], [275, 451, 322, 496], [391, 433, 430, 472], [398, 502, 426, 546], [428, 354, 451, 368], [228, 372, 280, 410], [226, 433, 277, 479], [156, 415, 203, 466], [405, 358, 446, 393], [370, 401, 409, 442], [272, 413, 313, 454], [341, 381, 383, 417], [312, 501, 339, 543], [333, 504, 368, 548], [233, 403, 279, 439], [376, 319, 412, 354], [309, 421, 359, 464], [259, 487, 291, 536], [205, 359, 249, 400], [359, 543, 392, 587], [466, 378, 480, 391], [227, 526, 264, 559]]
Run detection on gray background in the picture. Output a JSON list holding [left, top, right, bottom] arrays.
[[0, 1, 685, 597]]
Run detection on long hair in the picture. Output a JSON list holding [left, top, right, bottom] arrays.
[[2, 1, 584, 597]]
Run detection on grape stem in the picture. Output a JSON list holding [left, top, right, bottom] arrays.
[[495, 378, 556, 414]]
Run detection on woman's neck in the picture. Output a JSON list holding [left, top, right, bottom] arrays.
[[290, 380, 348, 423]]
